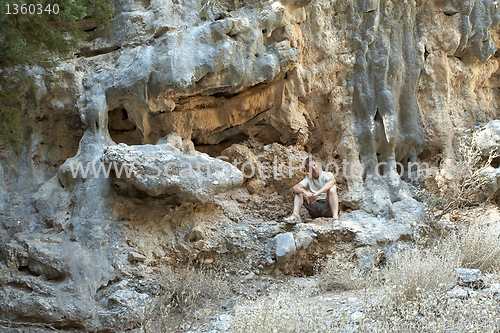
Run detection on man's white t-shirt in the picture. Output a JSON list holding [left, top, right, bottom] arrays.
[[299, 171, 335, 200]]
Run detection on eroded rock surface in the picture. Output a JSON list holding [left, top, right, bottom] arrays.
[[0, 0, 499, 331], [102, 142, 244, 203]]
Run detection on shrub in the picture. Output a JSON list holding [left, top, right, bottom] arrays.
[[317, 252, 374, 292], [382, 246, 457, 302], [144, 265, 229, 332], [445, 223, 500, 273], [361, 224, 500, 331], [437, 130, 499, 217], [0, 0, 114, 152]]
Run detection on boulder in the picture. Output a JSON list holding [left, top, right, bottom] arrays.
[[0, 232, 116, 329], [294, 230, 316, 250], [275, 232, 296, 265], [102, 142, 244, 203], [99, 289, 152, 329], [392, 198, 426, 223], [342, 210, 412, 247]]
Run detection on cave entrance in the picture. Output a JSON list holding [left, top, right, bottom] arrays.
[[194, 133, 250, 157], [192, 122, 283, 157], [108, 107, 142, 145]]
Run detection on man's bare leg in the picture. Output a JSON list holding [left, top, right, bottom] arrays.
[[284, 193, 305, 222], [327, 187, 339, 219]]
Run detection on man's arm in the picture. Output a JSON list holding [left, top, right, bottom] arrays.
[[293, 182, 318, 204], [316, 178, 335, 196], [308, 178, 335, 203], [292, 183, 311, 195]]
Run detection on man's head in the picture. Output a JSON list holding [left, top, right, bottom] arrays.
[[304, 156, 321, 179]]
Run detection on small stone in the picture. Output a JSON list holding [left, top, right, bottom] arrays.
[[194, 240, 205, 249], [326, 308, 334, 313], [349, 311, 364, 324], [153, 248, 165, 258], [457, 268, 484, 289], [244, 272, 256, 280], [447, 285, 469, 299], [488, 283, 500, 295], [294, 230, 316, 250], [210, 313, 233, 332], [157, 132, 182, 149], [128, 251, 146, 262], [186, 228, 204, 242], [347, 297, 359, 305]]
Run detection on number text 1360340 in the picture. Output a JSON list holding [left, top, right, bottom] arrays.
[[6, 3, 59, 14]]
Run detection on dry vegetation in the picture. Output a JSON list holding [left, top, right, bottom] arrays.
[[229, 223, 500, 332], [140, 220, 500, 331], [317, 251, 375, 292], [232, 291, 333, 333], [435, 130, 499, 217], [143, 266, 229, 332]]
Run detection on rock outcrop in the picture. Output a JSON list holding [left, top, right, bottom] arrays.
[[102, 141, 243, 203], [0, 0, 499, 330]]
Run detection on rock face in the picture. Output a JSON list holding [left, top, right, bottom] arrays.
[[0, 0, 499, 331], [102, 141, 243, 203], [0, 162, 8, 212], [0, 232, 117, 330], [476, 120, 500, 156], [468, 121, 500, 197]]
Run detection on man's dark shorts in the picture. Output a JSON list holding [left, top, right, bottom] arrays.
[[304, 199, 333, 218]]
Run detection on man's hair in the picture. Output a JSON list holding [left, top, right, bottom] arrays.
[[304, 156, 316, 168]]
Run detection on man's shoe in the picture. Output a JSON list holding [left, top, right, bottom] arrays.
[[331, 217, 341, 230], [283, 213, 302, 224]]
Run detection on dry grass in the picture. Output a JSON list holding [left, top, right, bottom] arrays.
[[143, 265, 229, 332], [231, 290, 347, 333], [309, 221, 500, 332], [361, 223, 500, 331], [317, 253, 374, 292], [383, 246, 457, 301], [448, 222, 500, 273]]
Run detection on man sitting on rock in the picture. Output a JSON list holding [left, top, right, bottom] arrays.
[[284, 156, 340, 229]]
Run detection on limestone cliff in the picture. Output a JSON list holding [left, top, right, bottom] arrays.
[[0, 0, 499, 330]]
